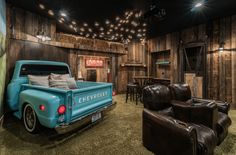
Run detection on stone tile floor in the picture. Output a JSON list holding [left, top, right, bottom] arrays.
[[0, 95, 235, 155]]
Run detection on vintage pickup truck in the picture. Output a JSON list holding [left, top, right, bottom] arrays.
[[7, 60, 115, 133]]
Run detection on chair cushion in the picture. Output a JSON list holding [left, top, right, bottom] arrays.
[[169, 83, 192, 101], [143, 85, 172, 111]]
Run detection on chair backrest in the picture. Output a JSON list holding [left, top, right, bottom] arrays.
[[169, 83, 192, 101], [143, 84, 171, 111]]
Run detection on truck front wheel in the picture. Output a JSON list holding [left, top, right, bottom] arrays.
[[23, 104, 39, 133]]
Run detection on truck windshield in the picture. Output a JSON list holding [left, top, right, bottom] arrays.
[[20, 64, 70, 76]]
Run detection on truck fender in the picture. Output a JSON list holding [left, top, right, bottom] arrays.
[[19, 89, 61, 127]]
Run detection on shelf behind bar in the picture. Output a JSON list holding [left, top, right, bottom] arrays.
[[155, 61, 171, 65]]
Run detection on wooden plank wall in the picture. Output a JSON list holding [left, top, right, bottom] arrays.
[[6, 39, 70, 83], [117, 42, 147, 93], [8, 7, 125, 55], [232, 15, 236, 108], [147, 16, 236, 106], [147, 33, 179, 83], [6, 6, 126, 93]]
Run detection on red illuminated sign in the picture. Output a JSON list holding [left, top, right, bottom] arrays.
[[85, 59, 104, 68]]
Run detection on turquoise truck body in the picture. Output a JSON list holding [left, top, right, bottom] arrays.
[[7, 60, 114, 130]]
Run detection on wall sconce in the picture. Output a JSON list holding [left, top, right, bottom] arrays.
[[219, 42, 225, 53], [36, 31, 51, 42]]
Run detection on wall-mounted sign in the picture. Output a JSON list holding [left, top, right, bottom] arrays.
[[85, 59, 104, 68]]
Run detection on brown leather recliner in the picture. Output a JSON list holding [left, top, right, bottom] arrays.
[[143, 85, 218, 155], [169, 83, 232, 144], [169, 83, 230, 114]]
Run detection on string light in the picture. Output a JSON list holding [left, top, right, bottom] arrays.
[[48, 10, 54, 16], [95, 22, 100, 26], [80, 28, 85, 32], [38, 3, 148, 43], [105, 20, 110, 25], [58, 19, 63, 23], [39, 4, 45, 10]]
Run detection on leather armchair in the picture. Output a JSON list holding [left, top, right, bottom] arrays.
[[169, 83, 232, 144], [169, 83, 230, 114], [143, 85, 217, 155], [172, 101, 218, 130]]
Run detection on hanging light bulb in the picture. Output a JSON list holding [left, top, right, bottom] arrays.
[[80, 27, 85, 32], [116, 17, 120, 21], [88, 28, 93, 32], [105, 20, 110, 25], [95, 22, 100, 26], [48, 10, 54, 16]]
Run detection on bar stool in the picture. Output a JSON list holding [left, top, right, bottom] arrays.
[[126, 83, 139, 105]]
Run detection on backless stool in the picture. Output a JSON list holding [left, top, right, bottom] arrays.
[[126, 83, 139, 105]]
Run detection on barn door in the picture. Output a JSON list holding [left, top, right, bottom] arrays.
[[180, 43, 207, 98]]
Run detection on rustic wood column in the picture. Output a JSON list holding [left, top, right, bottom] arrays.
[[232, 15, 236, 107]]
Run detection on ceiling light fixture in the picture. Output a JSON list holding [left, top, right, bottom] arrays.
[[60, 11, 67, 17], [195, 2, 203, 8], [191, 0, 205, 11]]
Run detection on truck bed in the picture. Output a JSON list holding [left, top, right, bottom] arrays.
[[21, 81, 113, 124]]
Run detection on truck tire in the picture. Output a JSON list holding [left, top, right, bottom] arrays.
[[23, 104, 40, 133]]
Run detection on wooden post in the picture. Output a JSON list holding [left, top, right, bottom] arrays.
[[232, 15, 236, 106]]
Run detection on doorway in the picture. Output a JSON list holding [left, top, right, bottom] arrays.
[[77, 55, 112, 83], [180, 43, 207, 98]]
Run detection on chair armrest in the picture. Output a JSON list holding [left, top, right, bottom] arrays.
[[192, 97, 230, 114], [143, 109, 197, 155], [173, 102, 218, 130]]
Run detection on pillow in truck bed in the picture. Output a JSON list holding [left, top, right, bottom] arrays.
[[50, 73, 70, 80], [28, 75, 49, 87], [49, 79, 69, 89]]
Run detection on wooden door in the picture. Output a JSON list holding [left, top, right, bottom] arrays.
[[180, 43, 207, 98]]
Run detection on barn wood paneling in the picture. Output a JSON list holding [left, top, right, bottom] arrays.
[[6, 6, 128, 93], [232, 15, 236, 107], [8, 7, 125, 55], [6, 39, 70, 83], [117, 42, 147, 93], [147, 16, 236, 106]]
